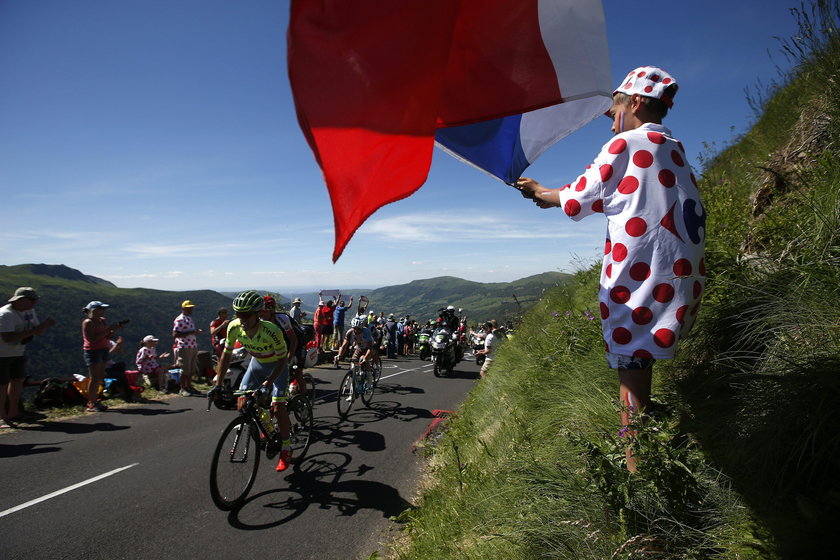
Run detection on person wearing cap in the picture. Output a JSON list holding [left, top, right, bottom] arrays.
[[81, 300, 124, 412], [289, 298, 303, 323], [136, 335, 171, 393], [172, 300, 202, 396], [0, 287, 56, 427], [516, 66, 706, 472], [384, 313, 398, 358]]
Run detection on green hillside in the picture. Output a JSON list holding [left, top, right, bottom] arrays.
[[363, 272, 572, 325], [0, 264, 230, 380], [391, 3, 839, 559]]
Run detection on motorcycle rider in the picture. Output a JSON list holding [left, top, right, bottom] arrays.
[[210, 290, 294, 472], [437, 305, 459, 331]]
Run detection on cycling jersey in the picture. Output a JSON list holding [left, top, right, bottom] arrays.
[[224, 318, 287, 363], [343, 326, 373, 348]]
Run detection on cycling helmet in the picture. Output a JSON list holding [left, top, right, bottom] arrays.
[[232, 290, 265, 313], [262, 295, 277, 308], [351, 316, 366, 328]]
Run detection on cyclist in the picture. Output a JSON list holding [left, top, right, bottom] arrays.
[[260, 295, 307, 395], [210, 290, 293, 472], [336, 316, 374, 377]]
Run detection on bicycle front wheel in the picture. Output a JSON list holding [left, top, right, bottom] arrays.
[[209, 416, 261, 510], [288, 395, 313, 463], [360, 369, 375, 407], [336, 370, 354, 419], [371, 362, 382, 387]]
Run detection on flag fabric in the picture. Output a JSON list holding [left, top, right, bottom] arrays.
[[288, 0, 612, 261]]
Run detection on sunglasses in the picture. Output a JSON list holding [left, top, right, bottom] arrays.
[[235, 311, 256, 318]]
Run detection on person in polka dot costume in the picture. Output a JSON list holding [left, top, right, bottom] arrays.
[[516, 66, 706, 471]]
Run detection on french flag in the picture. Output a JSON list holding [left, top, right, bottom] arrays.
[[288, 0, 611, 260]]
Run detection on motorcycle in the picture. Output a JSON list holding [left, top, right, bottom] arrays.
[[417, 328, 433, 361], [211, 343, 250, 410], [471, 332, 487, 366], [430, 327, 460, 377]]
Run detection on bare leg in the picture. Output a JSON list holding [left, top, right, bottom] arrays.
[[618, 366, 652, 472]]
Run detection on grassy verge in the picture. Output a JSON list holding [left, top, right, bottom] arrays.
[[387, 3, 839, 558]]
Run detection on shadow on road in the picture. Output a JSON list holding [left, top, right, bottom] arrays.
[[0, 441, 66, 458], [227, 451, 413, 530]]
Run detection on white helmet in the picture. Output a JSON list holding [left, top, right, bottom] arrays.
[[446, 305, 455, 311], [351, 316, 366, 328]]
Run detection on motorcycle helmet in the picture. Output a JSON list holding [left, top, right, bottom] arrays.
[[446, 305, 455, 311], [351, 316, 366, 328], [232, 290, 265, 313]]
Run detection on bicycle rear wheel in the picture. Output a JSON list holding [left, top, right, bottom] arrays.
[[371, 362, 382, 386], [360, 369, 375, 407], [209, 416, 261, 510], [336, 369, 354, 419], [288, 395, 313, 463]]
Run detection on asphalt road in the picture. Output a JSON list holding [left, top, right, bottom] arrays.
[[0, 353, 481, 560]]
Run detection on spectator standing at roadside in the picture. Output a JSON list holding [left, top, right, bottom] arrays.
[[384, 314, 398, 358], [136, 335, 170, 392], [515, 66, 705, 471], [81, 301, 123, 412], [476, 320, 502, 378], [209, 308, 230, 359], [0, 287, 55, 428], [319, 300, 335, 351], [289, 297, 303, 323], [332, 296, 353, 350], [312, 299, 324, 350], [396, 318, 405, 355], [172, 300, 202, 396]]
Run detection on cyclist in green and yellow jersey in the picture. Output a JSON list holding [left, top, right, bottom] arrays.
[[210, 290, 293, 472]]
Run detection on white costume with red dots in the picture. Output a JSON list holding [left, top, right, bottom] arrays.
[[558, 122, 706, 359]]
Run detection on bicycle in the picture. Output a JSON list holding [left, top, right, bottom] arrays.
[[336, 359, 375, 420], [208, 387, 313, 510]]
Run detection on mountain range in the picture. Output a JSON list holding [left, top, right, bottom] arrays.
[[0, 264, 570, 381]]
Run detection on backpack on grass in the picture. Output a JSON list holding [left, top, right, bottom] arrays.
[[33, 378, 86, 408]]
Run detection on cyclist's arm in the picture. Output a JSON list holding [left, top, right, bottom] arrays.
[[263, 355, 288, 388], [215, 352, 232, 386]]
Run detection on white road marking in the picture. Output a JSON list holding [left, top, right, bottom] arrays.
[[0, 463, 139, 518]]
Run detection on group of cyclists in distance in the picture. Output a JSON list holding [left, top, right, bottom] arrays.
[[208, 291, 497, 473]]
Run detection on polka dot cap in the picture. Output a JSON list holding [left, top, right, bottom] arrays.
[[614, 66, 677, 108]]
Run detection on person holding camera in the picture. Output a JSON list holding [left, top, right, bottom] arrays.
[[0, 287, 56, 428], [81, 300, 124, 412]]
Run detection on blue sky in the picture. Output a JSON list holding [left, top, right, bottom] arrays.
[[0, 1, 800, 292]]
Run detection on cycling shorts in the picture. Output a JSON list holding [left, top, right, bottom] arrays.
[[238, 359, 289, 404]]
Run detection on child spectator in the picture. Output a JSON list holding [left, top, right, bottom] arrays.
[[136, 335, 171, 392]]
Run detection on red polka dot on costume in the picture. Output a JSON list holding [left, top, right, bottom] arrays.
[[650, 74, 660, 82], [637, 71, 647, 78], [694, 280, 703, 299], [605, 264, 612, 278], [618, 176, 640, 195], [654, 328, 676, 348], [632, 306, 653, 325], [633, 349, 653, 359], [629, 262, 651, 281], [592, 199, 604, 213], [600, 164, 613, 182], [647, 131, 666, 144], [633, 150, 654, 168], [690, 173, 698, 186], [612, 243, 628, 262], [575, 177, 587, 191], [653, 283, 675, 303], [644, 85, 653, 93], [663, 77, 672, 85], [676, 305, 688, 324], [613, 327, 632, 345], [600, 302, 609, 319], [623, 82, 632, 90], [658, 169, 676, 187], [671, 150, 685, 167], [699, 258, 706, 275], [604, 239, 612, 255], [625, 217, 647, 237], [609, 286, 631, 304], [564, 199, 581, 216], [609, 138, 627, 154], [673, 259, 692, 276], [560, 183, 571, 191]]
